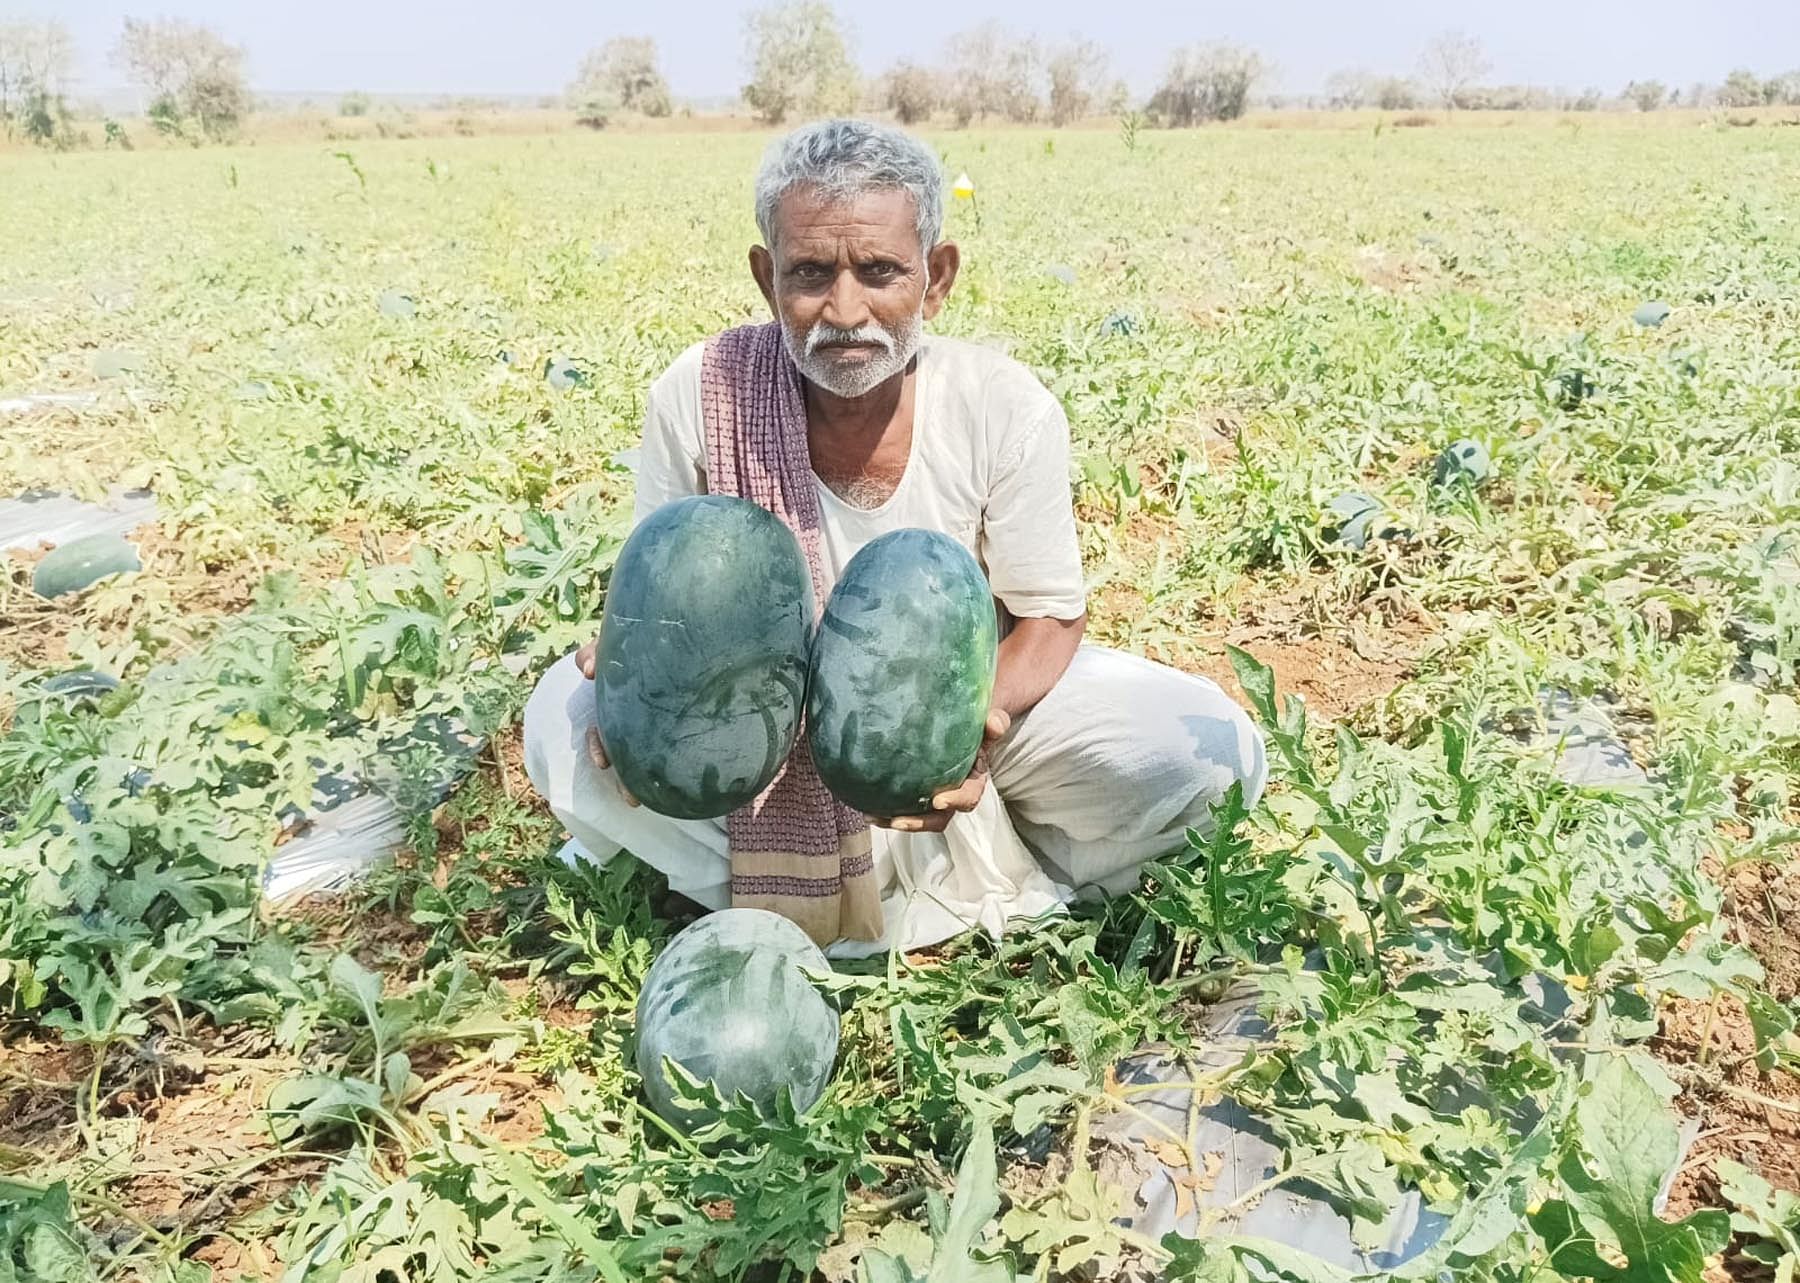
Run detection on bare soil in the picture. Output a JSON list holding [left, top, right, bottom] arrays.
[[1659, 854, 1800, 1277], [1092, 574, 1437, 723]]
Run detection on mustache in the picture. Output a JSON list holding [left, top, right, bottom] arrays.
[[803, 322, 896, 359]]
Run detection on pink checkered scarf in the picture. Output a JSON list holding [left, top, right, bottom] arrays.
[[700, 322, 885, 947]]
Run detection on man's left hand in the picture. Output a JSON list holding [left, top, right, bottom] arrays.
[[871, 708, 1011, 834]]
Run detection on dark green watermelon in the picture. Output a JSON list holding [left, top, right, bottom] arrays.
[[38, 670, 121, 702], [32, 534, 141, 599], [1322, 492, 1383, 550], [635, 908, 839, 1129], [1555, 369, 1597, 410], [1432, 439, 1492, 489], [807, 529, 997, 817], [596, 496, 812, 819]]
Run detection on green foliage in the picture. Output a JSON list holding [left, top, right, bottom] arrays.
[[4, 125, 1799, 1283], [1718, 1156, 1800, 1279], [1532, 1057, 1730, 1281], [0, 1181, 87, 1283]]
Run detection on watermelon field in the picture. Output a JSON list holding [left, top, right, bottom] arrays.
[[3, 121, 1800, 1281]]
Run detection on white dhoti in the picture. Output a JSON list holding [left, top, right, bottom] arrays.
[[522, 644, 1268, 955]]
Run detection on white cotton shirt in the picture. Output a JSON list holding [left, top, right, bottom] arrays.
[[631, 334, 1088, 621]]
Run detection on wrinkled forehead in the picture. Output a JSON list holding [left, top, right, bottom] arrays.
[[768, 185, 923, 259]]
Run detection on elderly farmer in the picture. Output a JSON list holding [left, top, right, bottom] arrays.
[[525, 119, 1266, 954]]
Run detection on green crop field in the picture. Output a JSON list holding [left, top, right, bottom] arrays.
[[3, 123, 1799, 1282]]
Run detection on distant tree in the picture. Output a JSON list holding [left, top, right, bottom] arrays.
[[0, 19, 74, 135], [569, 37, 672, 119], [1148, 43, 1263, 126], [881, 60, 938, 125], [1046, 37, 1109, 126], [1623, 79, 1667, 111], [942, 24, 1042, 125], [1324, 69, 1376, 110], [1373, 76, 1420, 111], [741, 1, 857, 125], [1417, 30, 1491, 109], [114, 17, 249, 140], [1719, 68, 1764, 109], [1768, 70, 1800, 105], [1570, 87, 1602, 111], [339, 90, 371, 117]]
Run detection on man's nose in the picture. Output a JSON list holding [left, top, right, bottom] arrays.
[[821, 269, 870, 329]]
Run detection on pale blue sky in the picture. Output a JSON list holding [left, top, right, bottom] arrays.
[[9, 0, 1797, 100]]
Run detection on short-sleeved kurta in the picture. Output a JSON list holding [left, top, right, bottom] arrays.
[[633, 336, 1088, 621]]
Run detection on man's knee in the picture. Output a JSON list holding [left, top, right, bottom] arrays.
[[1108, 669, 1267, 843], [1166, 694, 1268, 832]]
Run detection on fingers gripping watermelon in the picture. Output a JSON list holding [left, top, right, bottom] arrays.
[[596, 496, 814, 819], [806, 529, 999, 817], [634, 908, 840, 1129]]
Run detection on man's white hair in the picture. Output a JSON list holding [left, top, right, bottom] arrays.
[[754, 118, 945, 256]]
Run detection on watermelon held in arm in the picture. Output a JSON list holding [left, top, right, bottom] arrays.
[[634, 908, 840, 1130], [32, 534, 141, 599], [595, 496, 813, 820], [807, 529, 998, 817]]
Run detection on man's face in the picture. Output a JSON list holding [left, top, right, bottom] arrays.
[[750, 186, 959, 399]]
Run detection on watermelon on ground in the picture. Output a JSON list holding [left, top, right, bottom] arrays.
[[544, 357, 590, 390], [1432, 439, 1492, 489], [32, 534, 141, 598], [1101, 310, 1139, 337], [635, 908, 840, 1129], [807, 529, 997, 817], [596, 496, 813, 819], [38, 670, 121, 702], [1556, 369, 1597, 409], [1322, 493, 1383, 550]]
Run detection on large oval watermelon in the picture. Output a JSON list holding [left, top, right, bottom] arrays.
[[807, 529, 998, 817], [32, 534, 141, 599], [596, 496, 813, 819], [635, 908, 840, 1129]]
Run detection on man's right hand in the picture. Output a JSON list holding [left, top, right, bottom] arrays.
[[576, 635, 638, 807]]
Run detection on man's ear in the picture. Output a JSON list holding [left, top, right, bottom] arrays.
[[750, 245, 777, 314], [922, 241, 960, 321]]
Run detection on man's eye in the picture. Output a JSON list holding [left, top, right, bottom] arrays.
[[863, 264, 898, 279], [793, 265, 828, 281]]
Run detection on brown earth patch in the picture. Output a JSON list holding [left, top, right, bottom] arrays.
[[0, 516, 260, 673], [1657, 855, 1800, 1270], [1354, 246, 1440, 294], [3, 957, 586, 1272], [1091, 576, 1437, 723], [0, 1025, 319, 1271]]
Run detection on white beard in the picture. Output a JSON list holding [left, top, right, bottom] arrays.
[[783, 309, 924, 399]]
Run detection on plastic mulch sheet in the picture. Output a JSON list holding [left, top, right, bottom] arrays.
[[0, 485, 158, 555]]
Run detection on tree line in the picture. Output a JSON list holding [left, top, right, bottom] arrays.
[[3, 10, 1798, 151], [564, 14, 1800, 128], [0, 16, 247, 147]]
